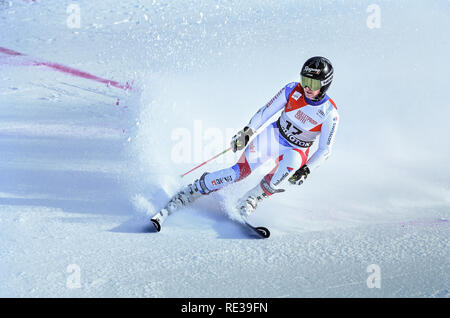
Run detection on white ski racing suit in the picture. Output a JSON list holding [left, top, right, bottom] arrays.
[[194, 82, 339, 196]]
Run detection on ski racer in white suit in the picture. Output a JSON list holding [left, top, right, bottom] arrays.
[[152, 56, 339, 228]]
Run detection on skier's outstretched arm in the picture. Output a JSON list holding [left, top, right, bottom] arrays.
[[289, 107, 339, 185], [246, 85, 289, 131], [306, 108, 339, 170], [231, 84, 291, 152]]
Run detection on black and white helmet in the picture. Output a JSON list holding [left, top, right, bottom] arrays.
[[300, 56, 334, 100]]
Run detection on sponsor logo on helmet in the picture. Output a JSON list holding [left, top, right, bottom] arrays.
[[304, 66, 321, 74], [321, 76, 333, 86]]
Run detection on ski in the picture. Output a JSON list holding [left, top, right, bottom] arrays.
[[150, 208, 169, 232], [244, 220, 270, 238], [151, 218, 161, 232], [150, 183, 202, 233], [239, 213, 270, 239], [148, 184, 270, 238]]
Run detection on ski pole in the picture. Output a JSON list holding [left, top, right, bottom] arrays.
[[180, 146, 232, 178]]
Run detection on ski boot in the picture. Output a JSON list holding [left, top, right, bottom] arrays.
[[151, 182, 202, 231], [238, 179, 285, 217], [151, 173, 211, 232]]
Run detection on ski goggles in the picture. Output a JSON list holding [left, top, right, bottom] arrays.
[[301, 75, 322, 91]]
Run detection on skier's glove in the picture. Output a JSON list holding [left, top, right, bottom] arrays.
[[231, 126, 254, 152], [288, 165, 310, 185]]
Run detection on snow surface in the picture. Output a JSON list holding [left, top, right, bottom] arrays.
[[0, 0, 449, 297]]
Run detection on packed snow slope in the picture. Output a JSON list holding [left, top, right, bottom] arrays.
[[0, 0, 449, 297]]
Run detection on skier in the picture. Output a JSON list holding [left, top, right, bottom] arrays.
[[151, 56, 339, 231]]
